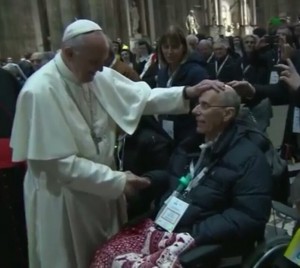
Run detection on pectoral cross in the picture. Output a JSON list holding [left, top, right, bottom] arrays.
[[91, 131, 102, 155]]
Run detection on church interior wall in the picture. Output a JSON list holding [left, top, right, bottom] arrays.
[[1, 0, 300, 59]]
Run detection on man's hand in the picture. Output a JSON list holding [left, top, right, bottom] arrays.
[[279, 36, 295, 62], [123, 171, 151, 197], [184, 80, 226, 99], [227, 80, 256, 99], [255, 36, 268, 50], [276, 58, 300, 91]]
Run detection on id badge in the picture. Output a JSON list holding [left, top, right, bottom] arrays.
[[155, 196, 189, 233], [162, 120, 174, 139], [269, 71, 279, 84], [293, 107, 300, 134]]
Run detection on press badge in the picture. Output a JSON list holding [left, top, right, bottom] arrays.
[[155, 196, 189, 233], [269, 71, 279, 84], [162, 120, 174, 139]]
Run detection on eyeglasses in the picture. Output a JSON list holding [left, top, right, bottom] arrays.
[[194, 102, 233, 112]]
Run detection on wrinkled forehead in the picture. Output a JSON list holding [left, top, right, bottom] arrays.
[[198, 89, 221, 104], [198, 85, 234, 103]]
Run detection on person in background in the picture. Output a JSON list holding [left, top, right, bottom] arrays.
[[11, 19, 213, 268], [235, 34, 272, 132], [120, 48, 136, 69], [30, 51, 55, 71], [207, 38, 238, 82], [186, 34, 199, 51], [197, 39, 215, 64], [105, 41, 140, 81], [134, 40, 152, 74], [0, 67, 28, 268], [157, 25, 208, 145]]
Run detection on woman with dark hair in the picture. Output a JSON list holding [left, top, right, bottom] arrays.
[[120, 48, 136, 69], [112, 41, 122, 60], [157, 25, 207, 145], [227, 36, 243, 59]]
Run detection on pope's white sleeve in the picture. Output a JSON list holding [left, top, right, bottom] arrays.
[[28, 155, 126, 199], [142, 86, 190, 115]]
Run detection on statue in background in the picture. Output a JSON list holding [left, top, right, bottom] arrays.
[[130, 1, 140, 36], [185, 10, 199, 34]]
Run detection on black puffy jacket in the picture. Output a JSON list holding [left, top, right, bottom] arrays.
[[147, 122, 272, 249]]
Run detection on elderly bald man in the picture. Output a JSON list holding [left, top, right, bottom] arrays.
[[92, 86, 272, 266], [10, 19, 225, 268], [186, 34, 199, 51], [197, 39, 214, 64]]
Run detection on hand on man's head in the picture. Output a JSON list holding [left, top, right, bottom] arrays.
[[227, 80, 256, 99], [184, 79, 226, 99]]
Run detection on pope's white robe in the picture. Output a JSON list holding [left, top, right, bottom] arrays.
[[10, 53, 189, 268]]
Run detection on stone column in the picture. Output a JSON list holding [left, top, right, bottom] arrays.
[[204, 0, 211, 26], [125, 0, 132, 38], [44, 0, 63, 50], [217, 0, 224, 35], [250, 0, 257, 25], [139, 0, 147, 36], [88, 0, 99, 22], [239, 0, 246, 35], [147, 0, 156, 43], [30, 0, 44, 51], [59, 0, 77, 28]]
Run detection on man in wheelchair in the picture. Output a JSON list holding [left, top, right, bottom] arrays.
[[91, 86, 273, 267]]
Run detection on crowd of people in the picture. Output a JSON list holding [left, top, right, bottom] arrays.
[[2, 16, 300, 268]]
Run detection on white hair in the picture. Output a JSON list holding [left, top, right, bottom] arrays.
[[198, 39, 213, 47], [220, 86, 241, 115], [214, 38, 229, 49]]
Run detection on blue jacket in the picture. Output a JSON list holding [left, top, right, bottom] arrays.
[[157, 52, 208, 145]]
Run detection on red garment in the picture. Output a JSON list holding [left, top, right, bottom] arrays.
[[0, 138, 25, 169], [90, 219, 194, 268], [0, 138, 14, 169]]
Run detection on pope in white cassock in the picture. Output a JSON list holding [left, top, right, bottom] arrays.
[[10, 20, 223, 268]]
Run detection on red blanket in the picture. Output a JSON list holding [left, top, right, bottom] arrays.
[[90, 218, 194, 268]]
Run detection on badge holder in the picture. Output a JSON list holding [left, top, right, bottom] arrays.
[[155, 175, 191, 233]]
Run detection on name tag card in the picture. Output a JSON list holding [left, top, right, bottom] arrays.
[[269, 71, 279, 85], [155, 196, 189, 233], [162, 120, 174, 139], [293, 107, 300, 134]]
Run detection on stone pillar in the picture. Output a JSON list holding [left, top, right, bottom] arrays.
[[59, 0, 77, 28], [44, 0, 63, 50], [139, 0, 147, 36], [250, 0, 257, 25], [239, 0, 246, 35], [125, 0, 132, 38], [217, 0, 224, 35], [29, 0, 44, 51], [147, 0, 156, 43], [0, 0, 39, 58], [204, 0, 211, 26]]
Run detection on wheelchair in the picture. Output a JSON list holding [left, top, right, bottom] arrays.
[[178, 201, 299, 268]]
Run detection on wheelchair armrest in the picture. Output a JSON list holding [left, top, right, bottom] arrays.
[[179, 244, 222, 267], [272, 201, 300, 221]]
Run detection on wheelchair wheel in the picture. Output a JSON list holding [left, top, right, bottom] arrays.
[[242, 235, 291, 268]]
